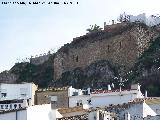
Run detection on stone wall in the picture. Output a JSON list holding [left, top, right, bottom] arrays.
[[54, 23, 158, 80], [30, 54, 50, 65], [35, 90, 68, 108]]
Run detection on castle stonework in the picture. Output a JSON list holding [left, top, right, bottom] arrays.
[[30, 54, 50, 65], [54, 23, 158, 80]]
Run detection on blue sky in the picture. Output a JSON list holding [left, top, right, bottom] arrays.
[[0, 0, 160, 72]]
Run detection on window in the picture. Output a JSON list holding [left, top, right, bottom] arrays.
[[1, 105, 4, 109], [77, 100, 82, 106], [61, 60, 64, 66], [5, 105, 8, 109], [1, 93, 7, 97], [88, 99, 91, 105], [76, 56, 78, 62], [14, 104, 17, 109], [72, 55, 74, 61], [119, 42, 122, 49], [21, 94, 27, 97], [20, 88, 27, 97], [108, 45, 110, 52], [10, 104, 12, 109], [19, 104, 22, 108]]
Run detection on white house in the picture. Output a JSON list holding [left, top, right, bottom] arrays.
[[0, 83, 38, 106], [88, 109, 116, 120], [68, 84, 144, 108], [0, 104, 54, 120], [129, 13, 160, 26], [0, 108, 27, 120], [106, 97, 160, 120]]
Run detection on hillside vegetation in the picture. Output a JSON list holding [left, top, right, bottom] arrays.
[[9, 54, 55, 88], [127, 36, 160, 96]]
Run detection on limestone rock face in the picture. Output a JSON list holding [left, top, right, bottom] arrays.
[[85, 60, 115, 80], [56, 60, 116, 88], [0, 70, 17, 83]]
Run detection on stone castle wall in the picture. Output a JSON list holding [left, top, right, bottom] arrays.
[[30, 54, 50, 65], [54, 23, 158, 80]]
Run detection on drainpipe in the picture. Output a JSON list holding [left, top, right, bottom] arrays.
[[16, 110, 18, 120]]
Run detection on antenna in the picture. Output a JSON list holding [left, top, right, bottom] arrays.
[[118, 77, 128, 94], [119, 78, 123, 93]]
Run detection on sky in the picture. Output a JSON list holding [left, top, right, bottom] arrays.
[[0, 0, 160, 72]]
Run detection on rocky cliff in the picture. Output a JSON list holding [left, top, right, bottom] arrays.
[[0, 22, 160, 97]]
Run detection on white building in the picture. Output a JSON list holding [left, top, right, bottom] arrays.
[[88, 109, 116, 120], [129, 13, 160, 26], [0, 83, 37, 106], [0, 104, 87, 120], [0, 104, 53, 120], [68, 84, 144, 108], [106, 97, 160, 120], [0, 108, 27, 120]]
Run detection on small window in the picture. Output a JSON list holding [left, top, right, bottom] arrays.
[[21, 94, 27, 97], [88, 99, 91, 105], [72, 55, 74, 61], [20, 88, 27, 97], [1, 105, 4, 109], [77, 103, 79, 106], [119, 42, 122, 49], [1, 93, 7, 97], [5, 105, 8, 109], [76, 56, 78, 62], [108, 45, 110, 52], [19, 104, 22, 108], [14, 104, 17, 109], [61, 60, 64, 66], [10, 104, 12, 109]]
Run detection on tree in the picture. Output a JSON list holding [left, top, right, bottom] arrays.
[[86, 24, 102, 33], [117, 12, 130, 23]]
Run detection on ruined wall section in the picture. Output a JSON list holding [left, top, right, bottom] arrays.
[[54, 24, 158, 80], [30, 54, 50, 65]]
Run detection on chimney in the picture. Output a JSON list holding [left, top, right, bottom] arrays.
[[145, 90, 147, 98], [51, 96, 58, 109], [108, 84, 111, 90], [112, 20, 114, 25], [87, 88, 91, 95]]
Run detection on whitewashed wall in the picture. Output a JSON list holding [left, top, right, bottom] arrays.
[[147, 104, 160, 115], [119, 103, 143, 120], [118, 103, 160, 120], [0, 83, 37, 105], [69, 89, 143, 108], [69, 95, 90, 107], [27, 104, 63, 120], [0, 109, 27, 120], [91, 92, 138, 108], [0, 104, 63, 120], [88, 111, 98, 120], [27, 104, 51, 120]]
